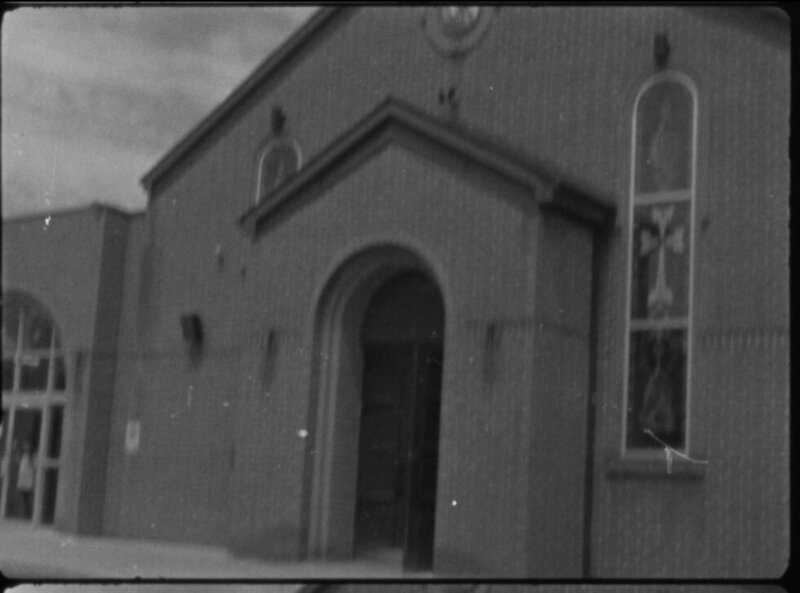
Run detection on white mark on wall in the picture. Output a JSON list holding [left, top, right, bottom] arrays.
[[298, 429, 308, 438], [125, 420, 141, 454], [46, 148, 57, 201], [451, 500, 457, 507], [222, 401, 230, 408], [644, 429, 708, 474]]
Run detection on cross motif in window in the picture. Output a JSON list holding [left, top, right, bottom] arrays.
[[640, 205, 684, 314]]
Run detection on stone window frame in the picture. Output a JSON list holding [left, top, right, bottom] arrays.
[[622, 72, 698, 457]]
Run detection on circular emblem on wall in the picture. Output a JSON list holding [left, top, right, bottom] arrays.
[[424, 6, 494, 56]]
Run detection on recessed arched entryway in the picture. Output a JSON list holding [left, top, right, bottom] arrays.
[[303, 246, 445, 572], [355, 269, 444, 569]]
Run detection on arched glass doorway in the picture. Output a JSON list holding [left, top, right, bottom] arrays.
[[1, 291, 66, 524], [304, 247, 446, 572], [354, 270, 444, 570]]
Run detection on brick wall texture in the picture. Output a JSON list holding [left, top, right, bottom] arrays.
[[5, 6, 786, 580]]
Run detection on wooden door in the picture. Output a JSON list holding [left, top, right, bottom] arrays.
[[402, 343, 443, 571], [354, 342, 414, 552], [354, 340, 442, 570], [354, 270, 444, 570]]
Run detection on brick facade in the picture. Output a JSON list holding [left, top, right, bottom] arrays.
[[3, 6, 788, 579]]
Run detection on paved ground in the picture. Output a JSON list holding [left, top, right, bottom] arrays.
[[8, 583, 318, 593], [0, 519, 422, 583]]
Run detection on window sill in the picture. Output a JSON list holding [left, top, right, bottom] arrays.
[[605, 456, 707, 480]]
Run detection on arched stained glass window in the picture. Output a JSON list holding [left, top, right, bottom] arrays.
[[625, 75, 696, 453], [635, 81, 693, 194], [255, 138, 301, 205]]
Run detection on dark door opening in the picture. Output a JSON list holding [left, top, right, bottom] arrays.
[[353, 271, 444, 571]]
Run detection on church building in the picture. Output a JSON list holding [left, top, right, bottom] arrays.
[[1, 6, 789, 578]]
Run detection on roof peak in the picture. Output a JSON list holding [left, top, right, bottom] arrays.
[[141, 6, 348, 194], [239, 96, 614, 237]]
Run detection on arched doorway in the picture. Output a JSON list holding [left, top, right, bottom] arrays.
[[304, 247, 445, 572], [1, 291, 66, 525], [354, 270, 444, 570]]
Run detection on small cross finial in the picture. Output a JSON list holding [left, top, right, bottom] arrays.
[[271, 106, 286, 135], [654, 33, 671, 70]]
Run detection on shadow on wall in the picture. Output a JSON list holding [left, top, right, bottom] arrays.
[[7, 585, 786, 593], [432, 546, 505, 578], [301, 584, 509, 593], [301, 587, 787, 593], [227, 522, 303, 561]]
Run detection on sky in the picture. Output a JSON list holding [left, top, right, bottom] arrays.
[[1, 4, 317, 219]]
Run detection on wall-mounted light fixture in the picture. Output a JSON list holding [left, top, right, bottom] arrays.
[[260, 328, 279, 387]]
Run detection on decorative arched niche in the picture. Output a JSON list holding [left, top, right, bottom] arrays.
[[254, 138, 302, 205]]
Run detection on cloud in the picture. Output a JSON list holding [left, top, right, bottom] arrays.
[[3, 123, 154, 216], [2, 5, 317, 218]]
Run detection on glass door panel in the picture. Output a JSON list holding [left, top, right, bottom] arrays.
[[47, 406, 64, 459], [4, 408, 42, 520], [20, 355, 50, 391], [41, 404, 64, 525], [41, 467, 59, 525], [2, 359, 14, 390], [0, 414, 7, 513]]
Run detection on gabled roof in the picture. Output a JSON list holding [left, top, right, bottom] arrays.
[[141, 6, 349, 194], [142, 6, 788, 197], [238, 98, 615, 237]]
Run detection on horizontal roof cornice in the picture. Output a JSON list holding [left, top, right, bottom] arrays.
[[3, 202, 143, 224]]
